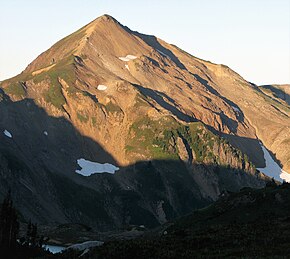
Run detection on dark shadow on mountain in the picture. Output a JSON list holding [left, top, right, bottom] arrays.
[[198, 121, 265, 168], [201, 105, 239, 134], [174, 76, 193, 89], [146, 56, 168, 74], [133, 84, 197, 123], [223, 133, 266, 168], [260, 84, 290, 105], [83, 90, 99, 103], [67, 151, 268, 227], [128, 29, 186, 70], [0, 89, 118, 228], [0, 90, 117, 173], [0, 89, 269, 233], [193, 74, 245, 124], [79, 184, 290, 258]]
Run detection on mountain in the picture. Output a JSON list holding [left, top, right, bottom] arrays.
[[65, 182, 290, 258], [0, 15, 288, 230], [259, 84, 290, 106]]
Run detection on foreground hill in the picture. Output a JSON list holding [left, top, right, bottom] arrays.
[[0, 15, 287, 229], [57, 182, 290, 258]]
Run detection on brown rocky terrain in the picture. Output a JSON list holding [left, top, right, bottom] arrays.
[[0, 15, 288, 230]]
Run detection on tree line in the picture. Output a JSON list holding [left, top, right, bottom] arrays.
[[0, 191, 50, 258]]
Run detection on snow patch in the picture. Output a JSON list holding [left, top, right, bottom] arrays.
[[257, 142, 290, 182], [43, 245, 65, 254], [44, 131, 48, 136], [280, 170, 290, 183], [119, 55, 137, 61], [157, 49, 169, 58], [76, 158, 119, 176], [3, 130, 12, 138], [125, 64, 130, 71], [232, 106, 240, 113], [97, 85, 107, 91]]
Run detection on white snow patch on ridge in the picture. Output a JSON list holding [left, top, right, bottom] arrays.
[[97, 85, 107, 91], [76, 158, 119, 176], [3, 130, 12, 138], [156, 49, 169, 58], [125, 64, 130, 71], [119, 55, 137, 62], [257, 142, 290, 183], [232, 106, 240, 113]]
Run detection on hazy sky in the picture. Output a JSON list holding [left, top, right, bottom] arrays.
[[0, 0, 289, 84]]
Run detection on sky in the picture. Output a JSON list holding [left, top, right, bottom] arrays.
[[0, 0, 289, 85]]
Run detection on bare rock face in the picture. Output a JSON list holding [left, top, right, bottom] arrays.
[[176, 137, 191, 163], [0, 14, 286, 230]]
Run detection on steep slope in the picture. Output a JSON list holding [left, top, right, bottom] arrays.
[[0, 92, 266, 229], [0, 15, 282, 229], [153, 43, 290, 171], [2, 15, 289, 170], [259, 84, 290, 106]]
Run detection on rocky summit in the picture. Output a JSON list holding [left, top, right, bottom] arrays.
[[0, 15, 289, 230]]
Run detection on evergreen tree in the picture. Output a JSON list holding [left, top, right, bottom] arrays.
[[0, 191, 19, 249]]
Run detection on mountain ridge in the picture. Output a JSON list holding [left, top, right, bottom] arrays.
[[0, 14, 288, 229]]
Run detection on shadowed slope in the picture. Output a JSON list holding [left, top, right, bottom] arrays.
[[0, 89, 268, 230]]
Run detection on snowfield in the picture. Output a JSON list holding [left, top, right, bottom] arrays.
[[97, 85, 107, 90], [119, 55, 137, 61], [76, 158, 119, 176], [3, 130, 12, 138], [257, 143, 290, 183]]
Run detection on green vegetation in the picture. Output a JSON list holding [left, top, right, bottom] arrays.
[[126, 115, 255, 173], [1, 23, 85, 103], [134, 93, 150, 108], [133, 60, 142, 71], [77, 112, 89, 123], [127, 116, 251, 170], [127, 116, 180, 160], [33, 56, 78, 110], [3, 55, 79, 111], [105, 101, 123, 114], [4, 82, 26, 97], [91, 117, 97, 127], [44, 83, 66, 110]]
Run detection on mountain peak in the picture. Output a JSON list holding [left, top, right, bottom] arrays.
[[88, 14, 120, 28], [22, 14, 125, 74], [98, 14, 118, 22]]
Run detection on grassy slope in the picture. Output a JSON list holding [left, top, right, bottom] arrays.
[[126, 115, 253, 170]]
